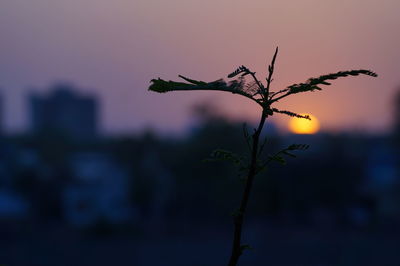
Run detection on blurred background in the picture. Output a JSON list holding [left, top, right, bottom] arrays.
[[1, 0, 400, 265]]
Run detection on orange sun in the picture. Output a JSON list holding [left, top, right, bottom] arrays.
[[288, 114, 320, 134]]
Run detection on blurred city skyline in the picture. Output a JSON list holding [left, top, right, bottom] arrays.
[[1, 0, 399, 135]]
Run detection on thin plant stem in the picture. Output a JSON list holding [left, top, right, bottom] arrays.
[[227, 111, 267, 266], [227, 48, 278, 266]]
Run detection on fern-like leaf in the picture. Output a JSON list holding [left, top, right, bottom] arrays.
[[272, 108, 311, 120], [228, 65, 251, 78], [270, 69, 378, 102], [149, 78, 191, 93], [149, 76, 263, 105], [205, 149, 246, 167], [289, 69, 377, 94], [257, 144, 309, 172], [178, 75, 208, 85], [287, 144, 309, 151]]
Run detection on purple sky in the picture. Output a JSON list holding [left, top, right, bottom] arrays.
[[1, 0, 399, 135]]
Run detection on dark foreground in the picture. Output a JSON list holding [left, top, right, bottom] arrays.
[[1, 220, 400, 266]]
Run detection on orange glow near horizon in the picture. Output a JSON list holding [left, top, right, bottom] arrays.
[[288, 114, 320, 134]]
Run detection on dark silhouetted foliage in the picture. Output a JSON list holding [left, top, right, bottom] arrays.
[[149, 47, 377, 266]]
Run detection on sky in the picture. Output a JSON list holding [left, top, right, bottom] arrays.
[[0, 0, 399, 135]]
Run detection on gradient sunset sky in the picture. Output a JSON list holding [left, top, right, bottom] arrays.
[[1, 0, 398, 135]]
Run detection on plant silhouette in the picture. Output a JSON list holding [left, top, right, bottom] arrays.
[[148, 48, 377, 266]]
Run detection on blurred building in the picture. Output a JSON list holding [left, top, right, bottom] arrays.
[[364, 144, 400, 220], [63, 152, 134, 227], [395, 89, 400, 146], [0, 93, 3, 135], [0, 189, 29, 220], [29, 84, 98, 139]]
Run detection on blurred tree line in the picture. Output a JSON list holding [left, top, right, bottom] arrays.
[[2, 99, 400, 227]]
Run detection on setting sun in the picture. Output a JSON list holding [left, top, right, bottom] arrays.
[[288, 114, 320, 134]]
